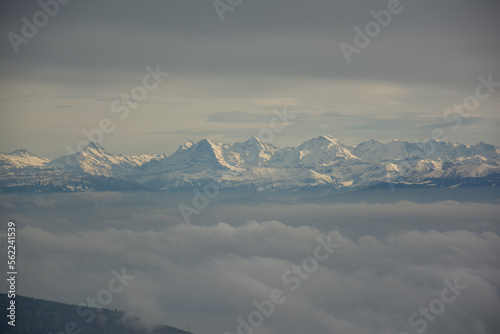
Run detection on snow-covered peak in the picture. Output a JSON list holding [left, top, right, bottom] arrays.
[[80, 141, 109, 155], [358, 139, 384, 147], [298, 135, 351, 154], [302, 135, 339, 147], [193, 138, 216, 151], [2, 137, 499, 192], [190, 139, 225, 159], [0, 149, 50, 169], [269, 135, 357, 168], [236, 136, 281, 151], [87, 141, 102, 149], [191, 139, 236, 170], [318, 135, 337, 142], [243, 136, 263, 146], [470, 142, 498, 159], [10, 149, 32, 157], [228, 136, 279, 166], [49, 141, 159, 177], [353, 140, 425, 162], [175, 139, 195, 153], [139, 138, 237, 176]]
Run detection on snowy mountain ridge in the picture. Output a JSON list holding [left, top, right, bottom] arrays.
[[1, 136, 499, 192]]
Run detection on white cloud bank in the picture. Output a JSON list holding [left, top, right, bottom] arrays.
[[8, 220, 500, 334]]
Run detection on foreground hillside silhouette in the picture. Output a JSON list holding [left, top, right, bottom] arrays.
[[0, 293, 192, 334]]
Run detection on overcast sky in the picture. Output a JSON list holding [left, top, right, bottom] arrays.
[[1, 0, 499, 158]]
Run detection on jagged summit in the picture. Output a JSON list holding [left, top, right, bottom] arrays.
[[247, 135, 261, 141], [237, 136, 279, 150], [48, 141, 160, 178], [87, 141, 102, 148], [80, 141, 109, 155], [244, 136, 263, 145], [10, 149, 32, 156], [194, 138, 216, 149], [291, 135, 356, 166], [317, 135, 337, 142], [0, 148, 50, 169], [1, 136, 499, 192], [176, 139, 194, 153], [4, 148, 47, 160], [299, 135, 343, 148]]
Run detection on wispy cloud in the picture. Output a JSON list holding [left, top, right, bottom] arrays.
[[206, 111, 276, 123]]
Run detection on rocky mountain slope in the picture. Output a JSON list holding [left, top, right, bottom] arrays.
[[1, 136, 499, 192]]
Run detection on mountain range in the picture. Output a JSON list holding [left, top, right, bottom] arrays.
[[1, 136, 499, 193]]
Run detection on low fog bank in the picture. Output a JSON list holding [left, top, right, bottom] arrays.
[[1, 220, 499, 334], [0, 190, 499, 333], [0, 188, 499, 237]]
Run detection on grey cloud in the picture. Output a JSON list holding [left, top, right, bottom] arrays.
[[7, 217, 500, 334], [420, 116, 484, 130], [1, 0, 499, 89], [1, 192, 499, 333], [206, 111, 278, 123], [1, 0, 499, 154]]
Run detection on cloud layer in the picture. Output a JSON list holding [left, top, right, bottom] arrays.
[[1, 194, 498, 334], [1, 0, 499, 156]]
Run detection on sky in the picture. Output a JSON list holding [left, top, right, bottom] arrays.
[[0, 0, 499, 158], [1, 3, 499, 332]]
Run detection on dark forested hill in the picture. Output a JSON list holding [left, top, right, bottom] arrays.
[[0, 293, 193, 334]]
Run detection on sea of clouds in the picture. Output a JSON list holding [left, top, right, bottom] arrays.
[[0, 191, 499, 334]]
